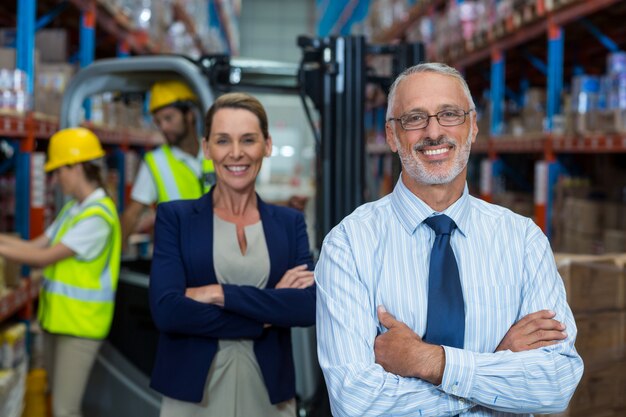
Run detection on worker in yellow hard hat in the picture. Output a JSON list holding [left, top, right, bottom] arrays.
[[0, 127, 121, 417], [120, 80, 215, 247]]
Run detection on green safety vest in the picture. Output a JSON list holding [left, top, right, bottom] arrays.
[[39, 196, 121, 340], [144, 145, 215, 203]]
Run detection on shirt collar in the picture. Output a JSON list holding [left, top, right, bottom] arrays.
[[75, 188, 106, 210], [390, 175, 470, 237], [170, 144, 203, 161]]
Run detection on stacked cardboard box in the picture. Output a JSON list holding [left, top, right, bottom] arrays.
[[0, 362, 26, 417], [0, 322, 27, 417], [492, 191, 534, 218], [552, 254, 626, 416], [34, 62, 75, 119], [552, 175, 626, 254], [521, 88, 546, 133], [0, 255, 20, 292], [0, 28, 69, 117]]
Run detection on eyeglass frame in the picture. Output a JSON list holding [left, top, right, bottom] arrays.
[[387, 108, 475, 131]]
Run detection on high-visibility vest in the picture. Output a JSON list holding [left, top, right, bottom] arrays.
[[39, 196, 121, 340], [144, 145, 215, 203]]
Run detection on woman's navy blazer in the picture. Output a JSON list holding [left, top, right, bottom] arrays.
[[149, 189, 316, 404]]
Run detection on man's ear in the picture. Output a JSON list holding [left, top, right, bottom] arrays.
[[385, 122, 398, 153], [471, 114, 479, 144]]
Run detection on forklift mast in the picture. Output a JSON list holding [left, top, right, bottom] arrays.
[[297, 36, 424, 248]]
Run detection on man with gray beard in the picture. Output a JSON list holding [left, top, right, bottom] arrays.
[[315, 62, 583, 417]]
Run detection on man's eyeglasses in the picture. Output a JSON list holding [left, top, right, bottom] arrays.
[[387, 108, 475, 131]]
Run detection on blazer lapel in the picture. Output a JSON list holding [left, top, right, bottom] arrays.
[[258, 197, 288, 288], [187, 191, 218, 285]]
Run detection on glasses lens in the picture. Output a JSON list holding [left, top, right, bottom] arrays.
[[438, 110, 465, 126], [401, 112, 428, 129]]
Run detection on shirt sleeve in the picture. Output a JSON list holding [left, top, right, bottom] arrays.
[[315, 224, 474, 417], [59, 216, 110, 259], [130, 161, 157, 205], [441, 219, 584, 414]]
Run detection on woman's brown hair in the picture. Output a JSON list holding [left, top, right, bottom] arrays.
[[81, 160, 110, 197], [204, 92, 269, 139]]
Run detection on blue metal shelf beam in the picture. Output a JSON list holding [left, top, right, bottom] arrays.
[[317, 0, 371, 36], [547, 24, 564, 131], [522, 50, 547, 75], [80, 6, 96, 120], [490, 51, 505, 136], [16, 0, 36, 95], [580, 18, 620, 53], [15, 0, 36, 242], [35, 1, 69, 31]]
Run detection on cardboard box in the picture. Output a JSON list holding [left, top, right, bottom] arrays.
[[35, 29, 67, 63], [575, 311, 625, 366], [567, 361, 626, 416], [549, 411, 620, 417], [604, 229, 626, 253], [0, 28, 16, 48], [0, 322, 26, 369], [560, 229, 603, 254], [34, 62, 76, 118], [557, 258, 625, 312], [0, 47, 40, 71], [0, 47, 15, 70], [36, 62, 75, 92], [0, 256, 20, 289], [564, 198, 604, 235], [604, 202, 626, 231]]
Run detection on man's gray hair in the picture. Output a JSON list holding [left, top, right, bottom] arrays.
[[386, 62, 476, 120]]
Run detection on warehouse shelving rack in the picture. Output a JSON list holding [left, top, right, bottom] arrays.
[[3, 0, 236, 237], [0, 278, 39, 323], [370, 0, 626, 240], [1, 0, 228, 322]]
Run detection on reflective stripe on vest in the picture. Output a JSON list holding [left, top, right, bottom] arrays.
[[41, 277, 114, 301], [144, 145, 214, 203], [40, 197, 121, 339]]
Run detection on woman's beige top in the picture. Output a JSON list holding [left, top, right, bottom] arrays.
[[159, 215, 295, 417]]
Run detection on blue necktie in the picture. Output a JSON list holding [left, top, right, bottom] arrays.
[[423, 215, 465, 349]]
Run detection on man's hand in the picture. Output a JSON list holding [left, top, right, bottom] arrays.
[[375, 306, 445, 385], [496, 309, 567, 352], [275, 264, 314, 289]]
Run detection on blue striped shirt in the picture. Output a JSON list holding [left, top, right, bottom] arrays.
[[315, 178, 583, 417]]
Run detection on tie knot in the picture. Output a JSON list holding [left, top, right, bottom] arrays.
[[424, 214, 456, 236]]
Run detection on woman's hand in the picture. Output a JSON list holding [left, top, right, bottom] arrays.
[[186, 284, 224, 306], [275, 264, 314, 289]]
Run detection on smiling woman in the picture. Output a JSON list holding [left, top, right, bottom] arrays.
[[203, 106, 272, 198], [149, 92, 316, 417]]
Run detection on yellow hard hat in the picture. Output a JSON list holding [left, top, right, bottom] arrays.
[[44, 127, 105, 172], [148, 80, 198, 113]]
